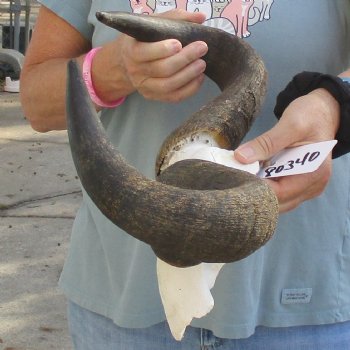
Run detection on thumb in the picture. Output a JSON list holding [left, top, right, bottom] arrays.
[[235, 122, 295, 164]]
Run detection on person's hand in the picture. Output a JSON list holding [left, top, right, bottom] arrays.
[[93, 10, 208, 103], [235, 88, 340, 213]]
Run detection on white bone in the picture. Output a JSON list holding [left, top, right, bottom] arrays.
[[157, 142, 259, 340]]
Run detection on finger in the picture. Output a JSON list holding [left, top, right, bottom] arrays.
[[143, 59, 206, 93], [131, 39, 183, 63], [266, 158, 331, 213], [161, 73, 206, 102], [142, 72, 205, 102], [130, 53, 206, 95], [268, 176, 322, 213], [145, 41, 208, 78], [266, 176, 312, 213]]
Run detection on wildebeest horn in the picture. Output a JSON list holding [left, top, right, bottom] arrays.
[[66, 12, 279, 267]]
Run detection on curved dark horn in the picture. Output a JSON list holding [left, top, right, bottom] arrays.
[[96, 12, 268, 172], [66, 12, 279, 267]]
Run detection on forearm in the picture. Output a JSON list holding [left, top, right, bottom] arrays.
[[20, 8, 208, 134], [20, 46, 133, 133], [19, 6, 132, 133], [19, 5, 91, 132], [20, 34, 134, 133], [20, 56, 84, 132]]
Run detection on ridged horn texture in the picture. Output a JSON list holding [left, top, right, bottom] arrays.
[[66, 12, 279, 267]]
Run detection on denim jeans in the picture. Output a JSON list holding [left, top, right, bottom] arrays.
[[68, 301, 350, 350]]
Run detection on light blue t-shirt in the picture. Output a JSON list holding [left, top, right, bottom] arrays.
[[40, 0, 350, 339]]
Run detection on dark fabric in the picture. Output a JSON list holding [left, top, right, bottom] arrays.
[[274, 72, 350, 158]]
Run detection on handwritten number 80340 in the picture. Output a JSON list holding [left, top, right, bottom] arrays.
[[264, 151, 321, 178]]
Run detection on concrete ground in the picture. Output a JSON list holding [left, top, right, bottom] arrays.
[[0, 91, 81, 349]]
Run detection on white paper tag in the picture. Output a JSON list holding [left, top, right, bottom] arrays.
[[258, 140, 337, 179]]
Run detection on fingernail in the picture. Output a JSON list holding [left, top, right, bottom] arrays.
[[169, 40, 182, 53], [236, 145, 255, 161], [196, 59, 206, 73], [197, 42, 208, 56]]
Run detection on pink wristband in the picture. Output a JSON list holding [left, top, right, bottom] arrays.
[[82, 47, 126, 108]]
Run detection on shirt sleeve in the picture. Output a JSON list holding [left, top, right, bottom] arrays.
[[38, 0, 93, 40]]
